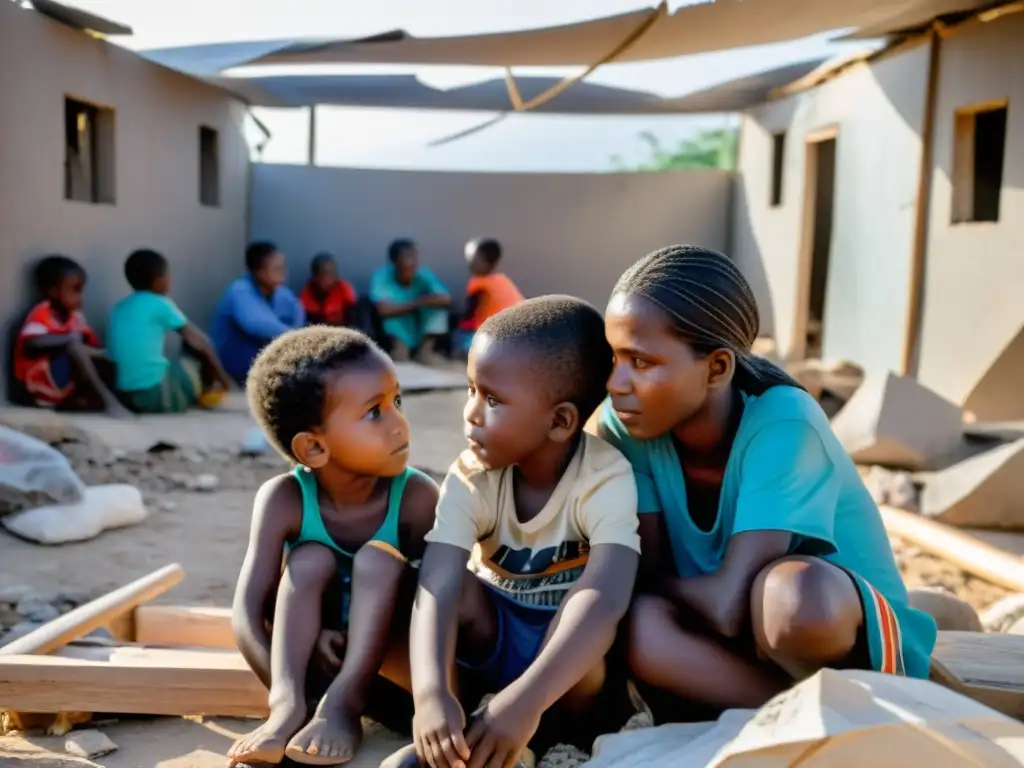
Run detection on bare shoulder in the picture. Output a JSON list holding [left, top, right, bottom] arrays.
[[399, 470, 440, 523], [250, 471, 303, 540], [398, 470, 440, 557]]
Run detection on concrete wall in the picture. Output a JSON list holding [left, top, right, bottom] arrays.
[[916, 12, 1024, 418], [732, 45, 930, 374], [250, 164, 731, 310], [0, 2, 249, 354]]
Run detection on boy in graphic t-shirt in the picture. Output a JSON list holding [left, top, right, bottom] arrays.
[[388, 296, 640, 768]]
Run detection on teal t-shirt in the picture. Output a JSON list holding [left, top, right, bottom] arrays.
[[369, 265, 449, 349], [597, 386, 936, 679], [107, 291, 189, 391]]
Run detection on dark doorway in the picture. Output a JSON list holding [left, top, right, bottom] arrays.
[[805, 137, 836, 359]]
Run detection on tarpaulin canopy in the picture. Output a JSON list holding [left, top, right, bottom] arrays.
[[29, 0, 132, 35], [206, 58, 827, 113], [139, 0, 995, 70]]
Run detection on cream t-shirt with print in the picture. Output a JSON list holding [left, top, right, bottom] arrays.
[[425, 432, 640, 610]]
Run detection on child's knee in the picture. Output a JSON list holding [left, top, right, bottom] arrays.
[[285, 543, 338, 587], [351, 543, 406, 590], [626, 594, 674, 682]]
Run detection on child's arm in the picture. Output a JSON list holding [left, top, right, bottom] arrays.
[[417, 268, 452, 309], [20, 332, 79, 356], [231, 474, 301, 687], [466, 544, 638, 767], [179, 323, 233, 390], [672, 423, 839, 638], [230, 283, 294, 341], [410, 542, 473, 768], [460, 291, 481, 325], [670, 531, 791, 638]]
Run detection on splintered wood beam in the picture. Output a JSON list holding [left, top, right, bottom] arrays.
[[0, 564, 185, 657], [880, 506, 1024, 592], [134, 605, 235, 649], [0, 645, 267, 717]]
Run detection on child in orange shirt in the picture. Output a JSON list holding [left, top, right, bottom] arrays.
[[456, 238, 524, 356]]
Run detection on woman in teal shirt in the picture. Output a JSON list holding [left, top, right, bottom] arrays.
[[597, 245, 936, 715]]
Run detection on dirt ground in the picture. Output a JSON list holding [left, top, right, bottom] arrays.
[[0, 387, 1017, 767]]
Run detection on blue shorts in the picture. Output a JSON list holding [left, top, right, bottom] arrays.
[[458, 587, 555, 690]]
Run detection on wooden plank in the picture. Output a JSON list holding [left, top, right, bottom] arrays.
[[0, 646, 266, 718], [134, 605, 235, 649], [0, 564, 185, 657], [933, 631, 1024, 720], [880, 505, 1024, 592]]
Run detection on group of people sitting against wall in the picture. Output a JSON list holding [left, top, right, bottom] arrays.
[[8, 237, 524, 417]]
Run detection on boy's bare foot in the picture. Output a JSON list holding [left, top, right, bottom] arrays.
[[284, 704, 363, 765], [228, 706, 306, 766]]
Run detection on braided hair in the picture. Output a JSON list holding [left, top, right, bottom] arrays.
[[613, 245, 801, 395]]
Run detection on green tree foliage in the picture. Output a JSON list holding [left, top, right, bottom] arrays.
[[611, 128, 738, 172]]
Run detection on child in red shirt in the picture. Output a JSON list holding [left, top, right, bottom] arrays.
[[299, 253, 358, 326], [12, 255, 128, 416]]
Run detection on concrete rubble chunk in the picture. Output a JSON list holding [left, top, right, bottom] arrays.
[[64, 730, 118, 760], [907, 587, 982, 632], [830, 372, 964, 470], [920, 438, 1024, 529]]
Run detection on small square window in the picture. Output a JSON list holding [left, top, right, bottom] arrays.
[[952, 103, 1007, 223], [769, 131, 785, 207], [199, 126, 220, 207], [64, 97, 115, 204]]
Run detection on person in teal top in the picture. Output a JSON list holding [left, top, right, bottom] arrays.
[[370, 239, 451, 364], [107, 249, 232, 413], [228, 326, 439, 767], [597, 245, 936, 717]]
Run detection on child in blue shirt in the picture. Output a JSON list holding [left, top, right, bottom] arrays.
[[597, 245, 936, 717], [210, 242, 306, 385], [107, 249, 232, 413]]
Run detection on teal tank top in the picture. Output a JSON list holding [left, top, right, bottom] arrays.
[[289, 465, 428, 621]]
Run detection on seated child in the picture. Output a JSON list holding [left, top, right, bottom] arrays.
[[12, 255, 129, 417], [455, 238, 524, 357], [300, 253, 358, 327], [393, 296, 640, 768], [107, 250, 233, 413], [228, 326, 438, 767]]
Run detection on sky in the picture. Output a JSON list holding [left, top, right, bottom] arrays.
[[66, 0, 873, 171]]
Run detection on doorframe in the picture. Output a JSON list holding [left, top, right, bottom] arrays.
[[789, 124, 839, 362]]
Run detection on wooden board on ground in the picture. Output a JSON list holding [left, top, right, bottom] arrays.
[[0, 645, 266, 718], [134, 605, 235, 649], [932, 630, 1024, 719]]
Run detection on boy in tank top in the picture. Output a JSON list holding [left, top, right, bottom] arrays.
[[228, 326, 438, 766]]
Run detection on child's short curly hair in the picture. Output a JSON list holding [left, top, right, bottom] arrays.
[[247, 326, 384, 462], [478, 295, 612, 423]]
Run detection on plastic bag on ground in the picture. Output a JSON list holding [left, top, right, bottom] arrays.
[[0, 426, 85, 517], [2, 484, 147, 545]]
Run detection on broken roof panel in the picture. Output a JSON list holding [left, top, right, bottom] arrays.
[[138, 0, 995, 70], [30, 0, 132, 35], [207, 58, 827, 114]]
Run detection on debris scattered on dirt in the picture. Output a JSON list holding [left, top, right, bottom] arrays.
[[892, 536, 1008, 612], [64, 730, 118, 760]]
